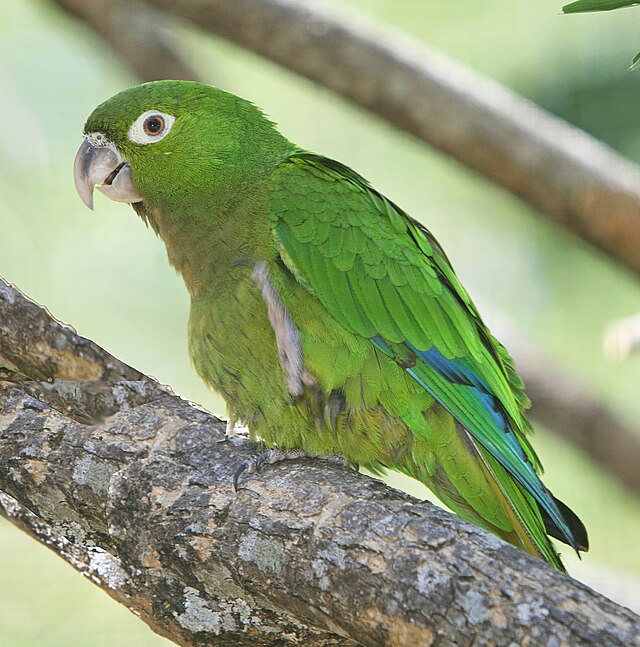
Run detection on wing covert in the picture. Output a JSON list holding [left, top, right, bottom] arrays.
[[268, 152, 578, 549]]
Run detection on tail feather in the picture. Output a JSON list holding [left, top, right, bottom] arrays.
[[540, 495, 589, 553], [463, 429, 565, 571]]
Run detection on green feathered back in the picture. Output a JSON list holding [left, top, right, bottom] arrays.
[[267, 152, 586, 569]]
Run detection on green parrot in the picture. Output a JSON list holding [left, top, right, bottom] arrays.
[[73, 80, 588, 571]]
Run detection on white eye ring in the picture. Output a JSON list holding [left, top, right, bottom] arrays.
[[128, 110, 175, 145]]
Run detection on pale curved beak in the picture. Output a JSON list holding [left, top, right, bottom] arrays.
[[73, 134, 143, 210]]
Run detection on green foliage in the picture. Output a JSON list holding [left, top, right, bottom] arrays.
[[562, 0, 640, 68], [563, 0, 640, 12]]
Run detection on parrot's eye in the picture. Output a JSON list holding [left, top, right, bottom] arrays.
[[128, 110, 175, 145], [144, 115, 164, 135]]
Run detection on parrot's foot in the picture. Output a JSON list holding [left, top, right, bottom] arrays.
[[233, 448, 348, 491], [225, 420, 250, 439]]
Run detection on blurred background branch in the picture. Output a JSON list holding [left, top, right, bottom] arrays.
[[55, 0, 198, 82], [50, 0, 640, 278]]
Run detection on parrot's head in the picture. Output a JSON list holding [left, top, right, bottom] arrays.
[[74, 80, 290, 211]]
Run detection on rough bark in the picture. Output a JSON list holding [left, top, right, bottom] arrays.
[[1, 283, 640, 646], [127, 0, 640, 277], [0, 280, 143, 385]]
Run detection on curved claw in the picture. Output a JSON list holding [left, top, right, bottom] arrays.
[[232, 459, 252, 492], [232, 449, 350, 491], [233, 448, 284, 492]]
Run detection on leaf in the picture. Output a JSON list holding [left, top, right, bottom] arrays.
[[562, 0, 640, 70], [563, 0, 640, 12]]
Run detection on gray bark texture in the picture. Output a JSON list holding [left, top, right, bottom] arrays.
[[2, 280, 640, 646]]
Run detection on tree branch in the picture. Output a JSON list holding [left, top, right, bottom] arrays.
[[1, 280, 639, 645], [128, 0, 640, 277]]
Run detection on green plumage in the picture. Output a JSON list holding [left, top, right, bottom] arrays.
[[80, 80, 588, 571]]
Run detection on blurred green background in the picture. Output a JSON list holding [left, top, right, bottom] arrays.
[[2, 0, 640, 644]]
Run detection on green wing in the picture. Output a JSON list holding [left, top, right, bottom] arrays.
[[268, 152, 585, 555]]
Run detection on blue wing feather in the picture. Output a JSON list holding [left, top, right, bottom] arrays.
[[371, 336, 578, 550]]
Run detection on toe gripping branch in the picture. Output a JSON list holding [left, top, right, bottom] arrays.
[[233, 448, 349, 491]]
